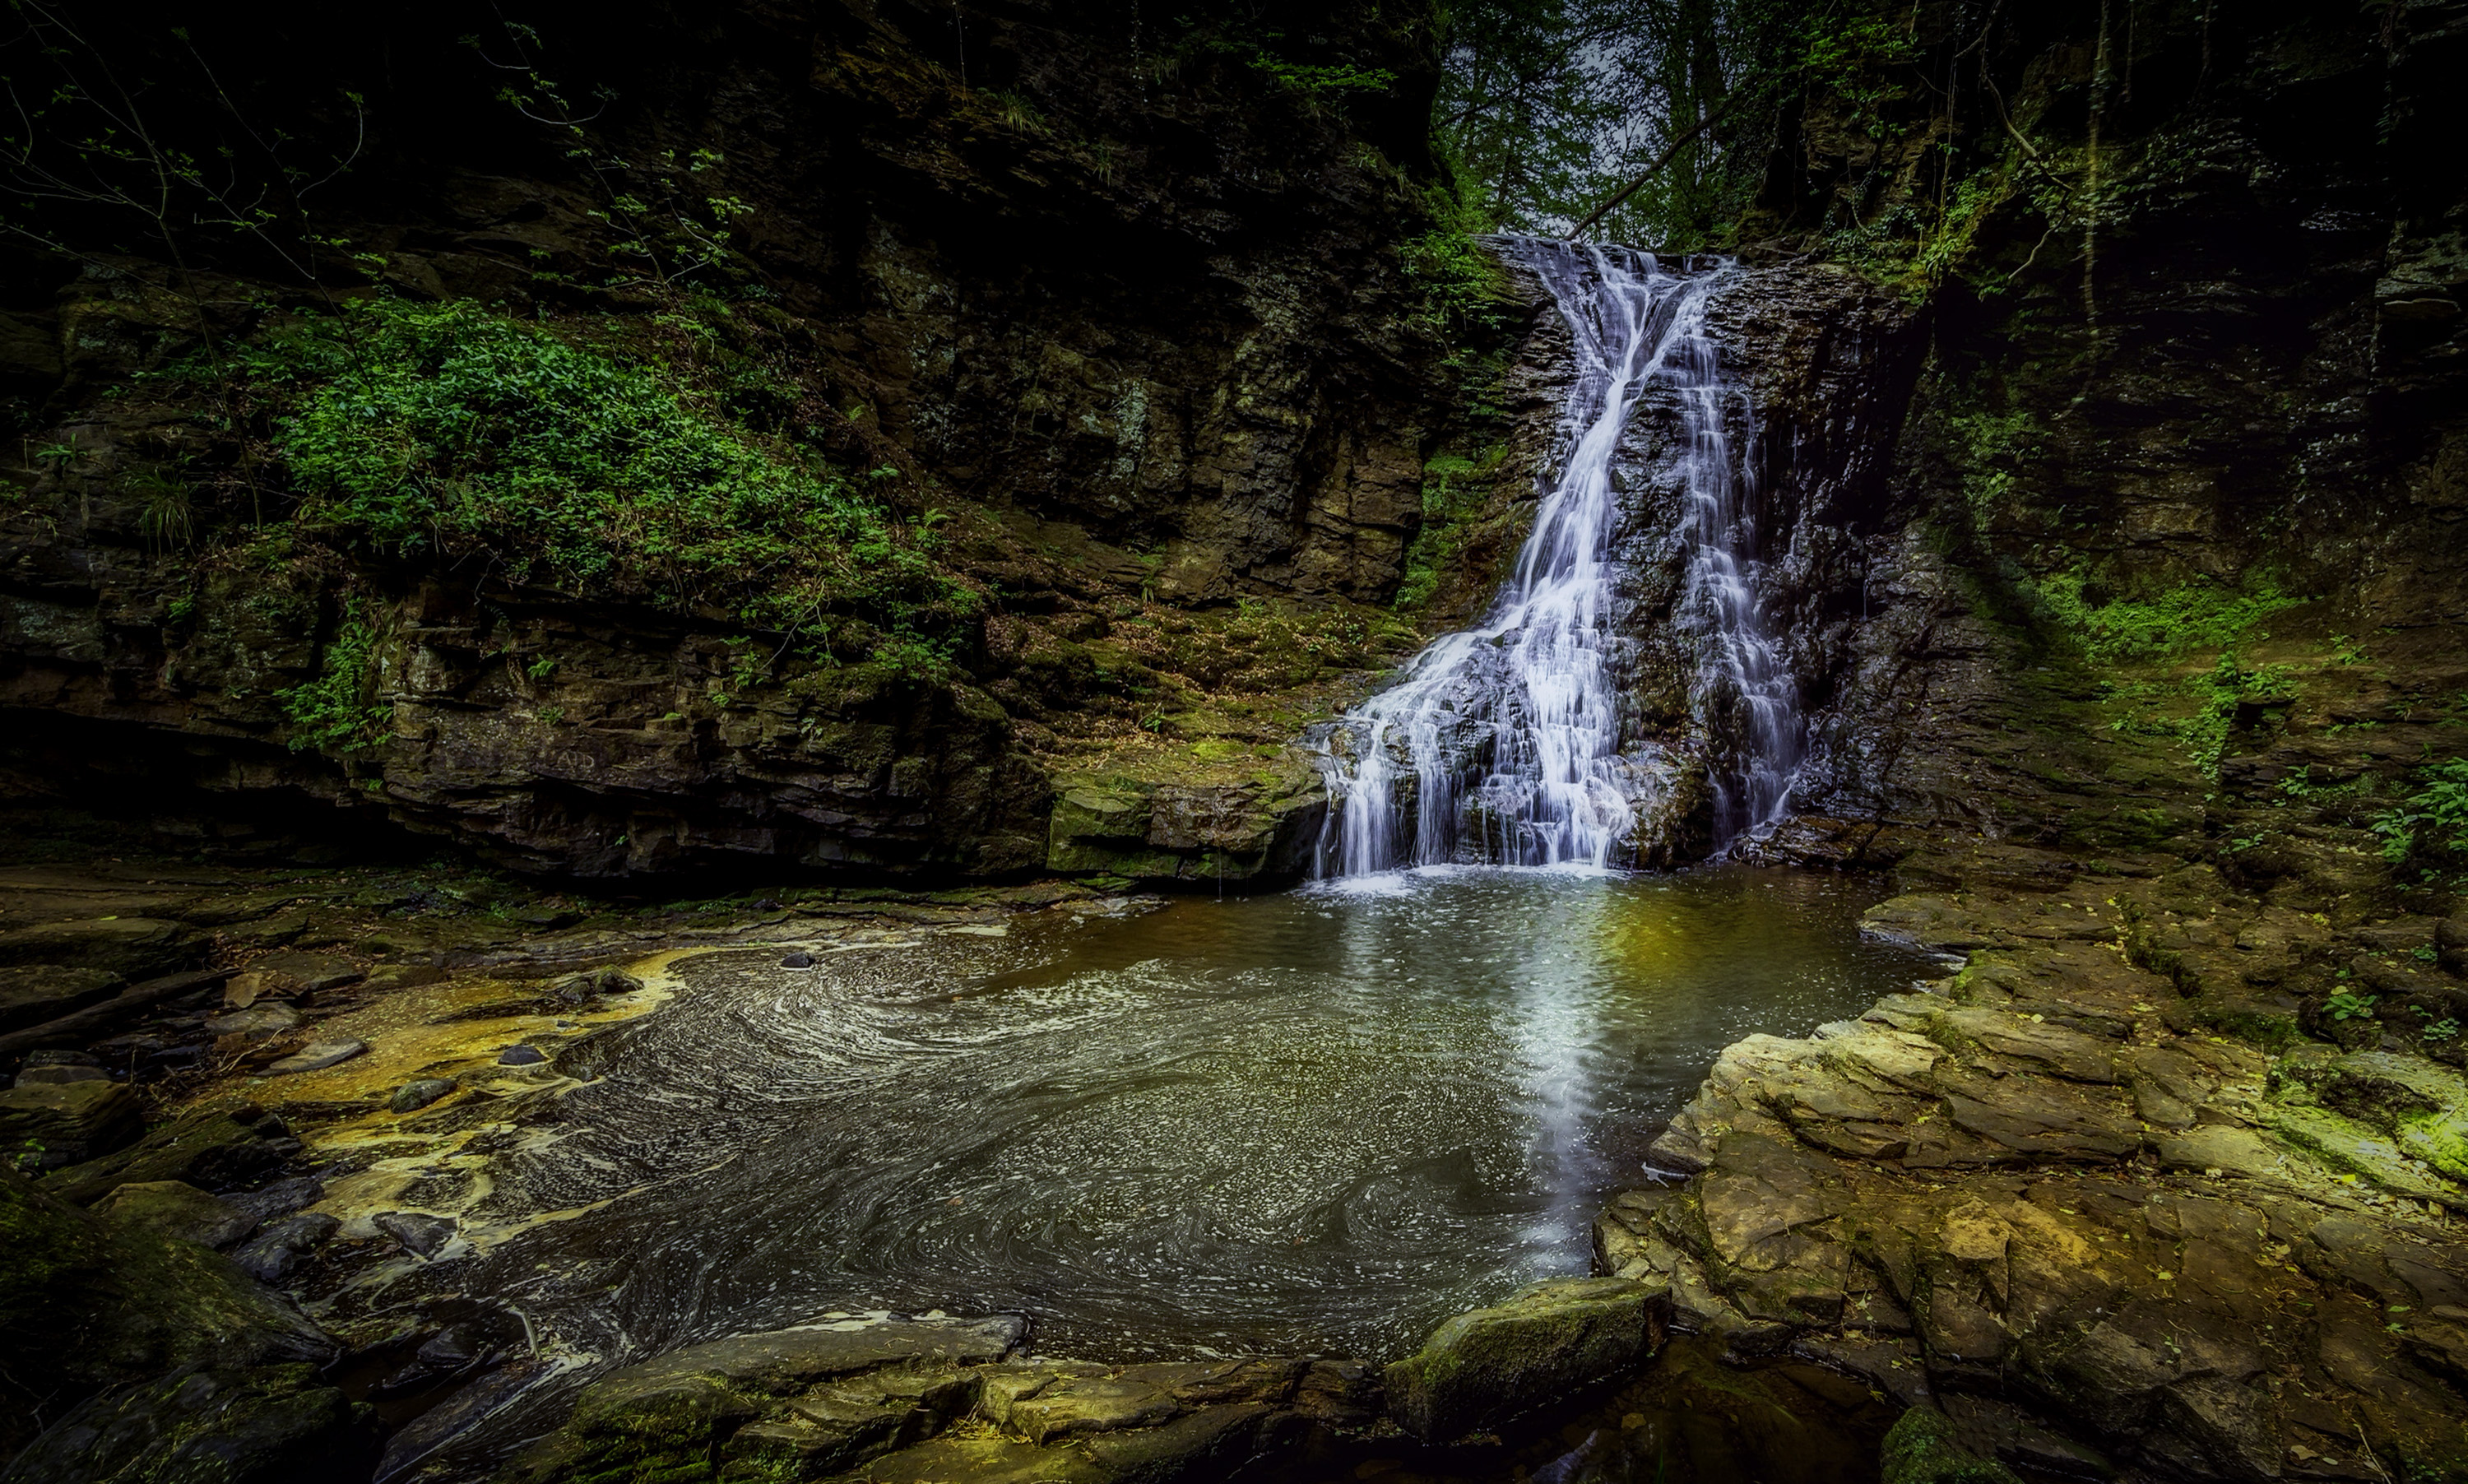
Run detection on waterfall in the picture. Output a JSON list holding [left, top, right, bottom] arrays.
[[1311, 236, 1798, 878]]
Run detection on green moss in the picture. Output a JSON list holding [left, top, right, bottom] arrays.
[[1879, 1406, 2022, 1484]]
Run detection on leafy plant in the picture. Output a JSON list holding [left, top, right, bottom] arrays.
[[277, 602, 391, 753], [2373, 758, 2468, 865], [130, 471, 195, 553], [253, 297, 977, 655], [2326, 991, 2378, 1023]]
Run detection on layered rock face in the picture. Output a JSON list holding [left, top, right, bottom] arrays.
[[0, 0, 1450, 878], [1573, 5, 2468, 1477]]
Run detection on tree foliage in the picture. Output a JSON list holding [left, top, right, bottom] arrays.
[[1431, 0, 1812, 244]]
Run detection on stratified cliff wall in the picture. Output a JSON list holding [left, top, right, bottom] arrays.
[[0, 0, 1460, 878]]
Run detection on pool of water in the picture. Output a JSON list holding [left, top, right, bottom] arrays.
[[411, 866, 1936, 1468]]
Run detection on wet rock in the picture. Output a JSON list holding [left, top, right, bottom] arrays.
[[0, 1362, 378, 1484], [391, 1077, 457, 1112], [1385, 1277, 1670, 1443], [230, 1212, 341, 1282], [267, 1037, 367, 1074], [0, 1164, 341, 1455], [0, 964, 123, 1031], [93, 1179, 260, 1250], [225, 1176, 324, 1225], [202, 1003, 304, 1039], [240, 951, 364, 994], [373, 1356, 551, 1481], [0, 1078, 141, 1168], [374, 1209, 457, 1258], [506, 1314, 1026, 1484], [782, 950, 816, 968], [497, 1044, 547, 1066], [40, 1105, 294, 1205], [549, 972, 595, 1004], [0, 916, 198, 980], [14, 1061, 108, 1086], [1880, 1405, 2023, 1484]]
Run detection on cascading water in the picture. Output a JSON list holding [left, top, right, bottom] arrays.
[[1313, 236, 1800, 876]]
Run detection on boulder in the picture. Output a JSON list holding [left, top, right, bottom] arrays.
[[93, 1180, 259, 1250], [1384, 1277, 1670, 1442], [0, 964, 124, 1032], [230, 1212, 341, 1283], [497, 1044, 548, 1066], [1880, 1405, 2025, 1484], [0, 1362, 378, 1484], [39, 1105, 295, 1206], [0, 1165, 341, 1457], [506, 1315, 1026, 1484], [0, 1078, 141, 1169]]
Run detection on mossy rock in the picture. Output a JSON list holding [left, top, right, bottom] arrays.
[[1879, 1406, 2022, 1484], [1, 1362, 377, 1484], [0, 1165, 341, 1458], [1384, 1277, 1668, 1443]]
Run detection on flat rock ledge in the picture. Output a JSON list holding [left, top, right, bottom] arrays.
[[1597, 848, 2468, 1483], [499, 1315, 1380, 1484]]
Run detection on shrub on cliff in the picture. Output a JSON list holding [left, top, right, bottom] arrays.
[[242, 298, 978, 652]]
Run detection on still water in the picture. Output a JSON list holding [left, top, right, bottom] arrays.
[[452, 865, 1932, 1383]]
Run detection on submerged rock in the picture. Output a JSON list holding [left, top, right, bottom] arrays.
[[496, 1044, 547, 1067], [1384, 1276, 1670, 1443], [374, 1209, 457, 1259], [390, 1077, 457, 1112], [93, 1179, 259, 1250]]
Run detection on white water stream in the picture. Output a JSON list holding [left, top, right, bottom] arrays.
[[1314, 237, 1799, 876]]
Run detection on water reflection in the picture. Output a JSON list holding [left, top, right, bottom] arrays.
[[420, 867, 1931, 1469]]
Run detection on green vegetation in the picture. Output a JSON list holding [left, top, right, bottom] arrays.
[[244, 297, 976, 656], [2033, 573, 2303, 666], [2374, 758, 2468, 870], [1878, 1404, 2022, 1484], [276, 603, 391, 753], [1398, 446, 1510, 611]]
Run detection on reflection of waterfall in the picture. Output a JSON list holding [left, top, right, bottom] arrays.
[[1312, 237, 1799, 876]]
